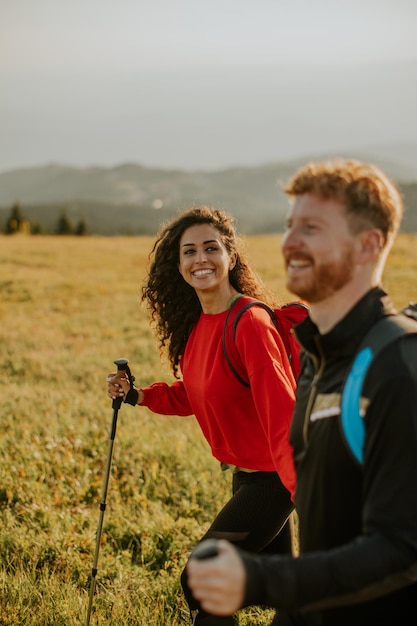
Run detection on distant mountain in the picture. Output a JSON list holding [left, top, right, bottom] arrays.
[[355, 143, 417, 175], [1, 150, 416, 235]]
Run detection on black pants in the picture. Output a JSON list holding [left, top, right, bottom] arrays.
[[181, 470, 294, 624]]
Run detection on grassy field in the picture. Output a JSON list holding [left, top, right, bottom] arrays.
[[1, 233, 416, 625]]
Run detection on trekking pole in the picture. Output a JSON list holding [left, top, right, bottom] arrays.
[[85, 357, 135, 626]]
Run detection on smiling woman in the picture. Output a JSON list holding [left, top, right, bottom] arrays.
[[178, 224, 237, 312], [106, 204, 298, 625]]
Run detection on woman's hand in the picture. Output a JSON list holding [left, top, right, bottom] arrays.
[[106, 372, 143, 405], [106, 371, 130, 400]]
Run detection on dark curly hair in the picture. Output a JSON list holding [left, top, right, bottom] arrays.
[[142, 204, 274, 378]]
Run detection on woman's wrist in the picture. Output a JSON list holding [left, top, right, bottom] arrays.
[[123, 387, 144, 406], [123, 388, 138, 406]]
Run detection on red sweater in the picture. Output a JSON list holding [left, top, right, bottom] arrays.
[[141, 306, 296, 495]]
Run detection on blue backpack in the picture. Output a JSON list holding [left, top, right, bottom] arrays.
[[340, 303, 417, 465]]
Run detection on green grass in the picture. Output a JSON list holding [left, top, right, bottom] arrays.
[[0, 233, 416, 624]]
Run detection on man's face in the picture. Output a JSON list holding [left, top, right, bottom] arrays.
[[281, 193, 357, 303]]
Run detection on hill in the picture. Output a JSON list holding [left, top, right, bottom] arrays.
[[1, 152, 416, 234]]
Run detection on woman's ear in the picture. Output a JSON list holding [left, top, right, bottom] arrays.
[[229, 252, 237, 270]]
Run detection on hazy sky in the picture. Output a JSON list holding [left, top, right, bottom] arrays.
[[2, 0, 417, 172]]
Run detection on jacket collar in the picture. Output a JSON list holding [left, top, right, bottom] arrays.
[[295, 287, 395, 360]]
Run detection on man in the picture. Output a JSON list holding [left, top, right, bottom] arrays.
[[187, 159, 417, 625]]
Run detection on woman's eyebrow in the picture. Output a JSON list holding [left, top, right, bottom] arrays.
[[181, 239, 218, 247]]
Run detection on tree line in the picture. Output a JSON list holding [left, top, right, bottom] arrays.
[[3, 202, 89, 235]]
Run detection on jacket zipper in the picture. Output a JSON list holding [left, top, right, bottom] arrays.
[[302, 338, 326, 447]]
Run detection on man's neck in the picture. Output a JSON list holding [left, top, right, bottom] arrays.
[[308, 282, 376, 335]]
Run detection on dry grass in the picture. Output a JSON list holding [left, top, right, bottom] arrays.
[[0, 233, 416, 625]]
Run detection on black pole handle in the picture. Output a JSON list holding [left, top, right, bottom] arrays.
[[114, 357, 129, 371], [112, 358, 130, 411], [114, 358, 135, 385], [190, 539, 219, 560]]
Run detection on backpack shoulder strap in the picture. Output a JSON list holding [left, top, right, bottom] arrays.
[[274, 302, 309, 378], [231, 300, 277, 339], [340, 309, 417, 465], [222, 296, 308, 386], [222, 296, 276, 388]]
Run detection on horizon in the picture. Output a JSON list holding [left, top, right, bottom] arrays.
[[1, 138, 417, 177]]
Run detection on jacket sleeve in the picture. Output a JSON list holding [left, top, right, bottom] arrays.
[[240, 361, 417, 612], [242, 531, 417, 612], [140, 380, 194, 416], [234, 307, 297, 497]]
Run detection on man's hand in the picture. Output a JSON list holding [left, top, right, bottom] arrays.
[[187, 540, 246, 615]]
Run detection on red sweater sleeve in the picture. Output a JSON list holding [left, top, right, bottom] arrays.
[[140, 380, 193, 416]]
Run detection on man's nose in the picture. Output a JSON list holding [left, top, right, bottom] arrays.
[[282, 227, 301, 251], [281, 224, 304, 250]]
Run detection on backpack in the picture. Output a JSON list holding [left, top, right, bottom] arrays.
[[222, 295, 309, 387], [340, 303, 417, 465]]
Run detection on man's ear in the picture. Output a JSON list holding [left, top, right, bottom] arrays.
[[357, 229, 384, 263]]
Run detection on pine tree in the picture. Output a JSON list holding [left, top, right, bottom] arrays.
[[74, 218, 89, 236], [31, 222, 43, 234], [5, 202, 31, 234], [55, 210, 74, 235]]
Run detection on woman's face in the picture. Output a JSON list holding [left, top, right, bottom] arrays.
[[178, 223, 235, 294]]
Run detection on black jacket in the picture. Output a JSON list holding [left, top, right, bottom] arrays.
[[242, 288, 417, 625]]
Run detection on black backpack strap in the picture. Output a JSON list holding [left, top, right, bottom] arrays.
[[222, 297, 276, 388], [402, 302, 417, 319], [231, 301, 276, 339], [340, 311, 417, 465]]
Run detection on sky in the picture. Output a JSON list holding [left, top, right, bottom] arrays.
[[1, 0, 417, 172]]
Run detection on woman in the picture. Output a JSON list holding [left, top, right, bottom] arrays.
[[107, 205, 297, 626]]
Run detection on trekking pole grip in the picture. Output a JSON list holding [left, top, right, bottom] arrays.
[[112, 358, 130, 411], [114, 357, 129, 371]]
